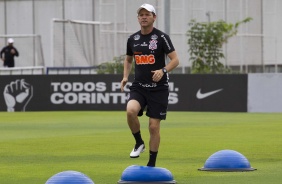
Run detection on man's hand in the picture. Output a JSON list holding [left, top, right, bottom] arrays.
[[120, 78, 128, 92], [3, 79, 33, 112], [151, 69, 164, 82], [10, 49, 16, 55]]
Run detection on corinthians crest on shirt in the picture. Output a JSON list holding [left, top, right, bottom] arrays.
[[149, 34, 158, 50], [149, 39, 157, 50]]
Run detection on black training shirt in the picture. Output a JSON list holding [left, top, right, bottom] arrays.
[[126, 28, 175, 88], [0, 45, 19, 67]]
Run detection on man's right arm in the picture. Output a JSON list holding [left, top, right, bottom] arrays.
[[121, 55, 133, 92], [0, 48, 4, 61]]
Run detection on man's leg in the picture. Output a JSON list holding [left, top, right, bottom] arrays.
[[147, 117, 161, 167], [127, 100, 145, 158], [127, 100, 141, 133]]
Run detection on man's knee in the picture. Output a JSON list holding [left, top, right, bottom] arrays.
[[127, 107, 138, 118], [127, 100, 141, 117], [149, 119, 160, 134]]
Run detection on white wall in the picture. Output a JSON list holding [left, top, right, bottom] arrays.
[[0, 0, 281, 70], [248, 73, 282, 112]]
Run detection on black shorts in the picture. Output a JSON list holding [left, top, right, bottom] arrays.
[[128, 85, 169, 120]]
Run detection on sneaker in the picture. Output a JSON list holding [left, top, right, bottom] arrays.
[[130, 144, 145, 158]]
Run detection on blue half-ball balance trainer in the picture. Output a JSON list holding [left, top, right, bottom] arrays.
[[118, 165, 176, 184], [199, 149, 256, 171], [45, 170, 94, 184]]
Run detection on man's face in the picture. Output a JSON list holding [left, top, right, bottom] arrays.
[[138, 9, 156, 27]]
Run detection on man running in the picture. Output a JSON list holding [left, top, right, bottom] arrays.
[[1, 38, 19, 67], [120, 3, 179, 167]]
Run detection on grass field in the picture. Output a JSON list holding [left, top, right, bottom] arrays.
[[1, 111, 282, 184]]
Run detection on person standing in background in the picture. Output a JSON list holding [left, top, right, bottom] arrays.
[[1, 38, 19, 67]]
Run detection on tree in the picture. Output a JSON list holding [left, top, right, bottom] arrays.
[[187, 17, 252, 74], [97, 55, 135, 74]]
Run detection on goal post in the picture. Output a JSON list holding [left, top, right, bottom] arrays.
[[0, 34, 44, 67], [51, 19, 111, 67]]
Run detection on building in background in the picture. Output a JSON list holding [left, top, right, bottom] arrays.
[[0, 0, 281, 73]]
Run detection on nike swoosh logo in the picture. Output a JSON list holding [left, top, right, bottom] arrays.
[[196, 88, 223, 99]]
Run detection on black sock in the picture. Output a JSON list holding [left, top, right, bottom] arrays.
[[147, 150, 158, 167], [132, 131, 144, 146]]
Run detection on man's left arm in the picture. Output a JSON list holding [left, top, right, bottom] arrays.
[[12, 48, 19, 57], [164, 51, 179, 72], [151, 51, 179, 82]]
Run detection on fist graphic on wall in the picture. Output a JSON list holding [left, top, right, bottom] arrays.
[[3, 79, 33, 112]]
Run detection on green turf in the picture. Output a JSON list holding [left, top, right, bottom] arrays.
[[0, 111, 282, 184]]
